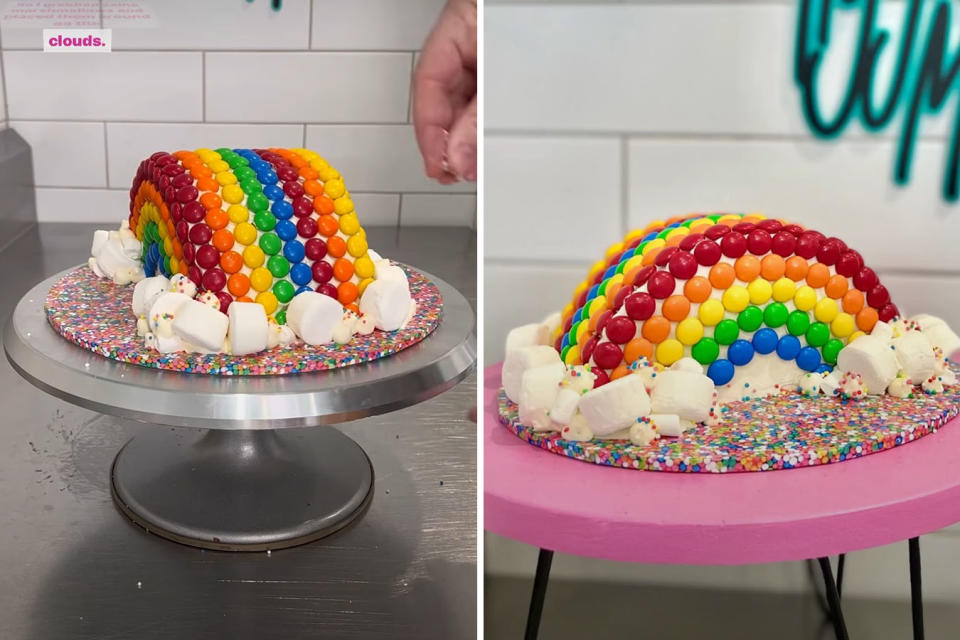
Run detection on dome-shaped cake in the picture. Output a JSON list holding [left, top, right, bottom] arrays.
[[555, 213, 897, 389], [129, 147, 375, 320]]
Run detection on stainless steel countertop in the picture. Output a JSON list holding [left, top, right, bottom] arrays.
[[0, 224, 477, 640]]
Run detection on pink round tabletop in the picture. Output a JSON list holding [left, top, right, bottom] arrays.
[[483, 364, 960, 565]]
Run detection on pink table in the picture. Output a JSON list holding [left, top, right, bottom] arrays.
[[484, 364, 960, 638]]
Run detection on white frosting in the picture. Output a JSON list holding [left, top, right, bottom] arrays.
[[797, 372, 822, 397], [887, 374, 913, 398], [167, 273, 197, 298], [837, 372, 868, 401], [922, 375, 945, 395], [629, 421, 658, 446]]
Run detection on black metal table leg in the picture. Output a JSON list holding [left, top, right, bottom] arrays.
[[524, 548, 554, 640], [818, 556, 850, 640], [909, 537, 924, 640]]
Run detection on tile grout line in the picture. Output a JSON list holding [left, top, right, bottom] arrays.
[[103, 122, 109, 188], [406, 52, 415, 124], [307, 0, 314, 49], [0, 24, 8, 128], [201, 51, 206, 122], [5, 118, 415, 126], [619, 134, 628, 236], [0, 48, 421, 53], [397, 192, 404, 230], [486, 129, 954, 143]]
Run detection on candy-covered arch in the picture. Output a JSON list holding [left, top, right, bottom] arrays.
[[556, 213, 898, 388], [129, 147, 376, 321]]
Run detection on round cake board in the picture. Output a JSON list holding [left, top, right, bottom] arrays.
[[45, 266, 442, 376], [497, 364, 960, 473]]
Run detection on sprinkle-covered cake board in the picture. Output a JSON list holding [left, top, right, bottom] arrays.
[[496, 366, 960, 473], [45, 266, 442, 376]]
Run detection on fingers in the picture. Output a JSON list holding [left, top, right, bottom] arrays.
[[446, 95, 477, 182], [413, 22, 460, 182], [468, 406, 477, 423], [413, 0, 477, 184]]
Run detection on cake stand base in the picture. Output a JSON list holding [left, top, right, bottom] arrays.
[[110, 427, 374, 551]]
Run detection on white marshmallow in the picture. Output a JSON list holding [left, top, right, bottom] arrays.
[[154, 334, 186, 354], [501, 345, 563, 403], [91, 229, 109, 256], [578, 373, 651, 437], [650, 370, 714, 422], [367, 249, 383, 263], [375, 263, 409, 285], [228, 302, 269, 356], [132, 275, 169, 317], [147, 292, 192, 336], [541, 312, 562, 343], [548, 387, 581, 426], [286, 292, 344, 346], [669, 357, 704, 374], [892, 332, 936, 384], [172, 299, 229, 352], [648, 414, 684, 437], [559, 414, 594, 441], [505, 323, 544, 356], [359, 279, 413, 331], [518, 363, 568, 431], [836, 334, 899, 395], [95, 239, 139, 281], [912, 314, 960, 357], [870, 321, 894, 342]]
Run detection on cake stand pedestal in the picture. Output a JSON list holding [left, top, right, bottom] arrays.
[[484, 365, 960, 640], [3, 268, 475, 552]]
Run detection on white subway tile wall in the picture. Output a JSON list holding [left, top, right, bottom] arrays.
[[485, 1, 960, 601], [401, 193, 476, 226], [0, 0, 473, 225]]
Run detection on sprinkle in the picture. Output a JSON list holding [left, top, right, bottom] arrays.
[[45, 266, 442, 375]]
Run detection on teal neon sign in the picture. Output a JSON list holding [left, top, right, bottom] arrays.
[[795, 0, 960, 201]]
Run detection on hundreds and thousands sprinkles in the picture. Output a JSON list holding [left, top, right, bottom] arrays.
[[497, 370, 960, 473], [130, 147, 374, 321], [557, 213, 897, 387]]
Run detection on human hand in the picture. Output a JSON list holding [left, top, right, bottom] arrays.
[[413, 0, 477, 183]]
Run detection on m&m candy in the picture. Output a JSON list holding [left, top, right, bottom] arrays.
[[129, 147, 380, 320], [553, 212, 899, 389]]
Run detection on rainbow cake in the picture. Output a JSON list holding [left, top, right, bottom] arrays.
[[500, 213, 960, 458], [85, 147, 415, 356]]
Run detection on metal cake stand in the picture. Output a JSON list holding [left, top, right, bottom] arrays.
[[4, 266, 475, 551]]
